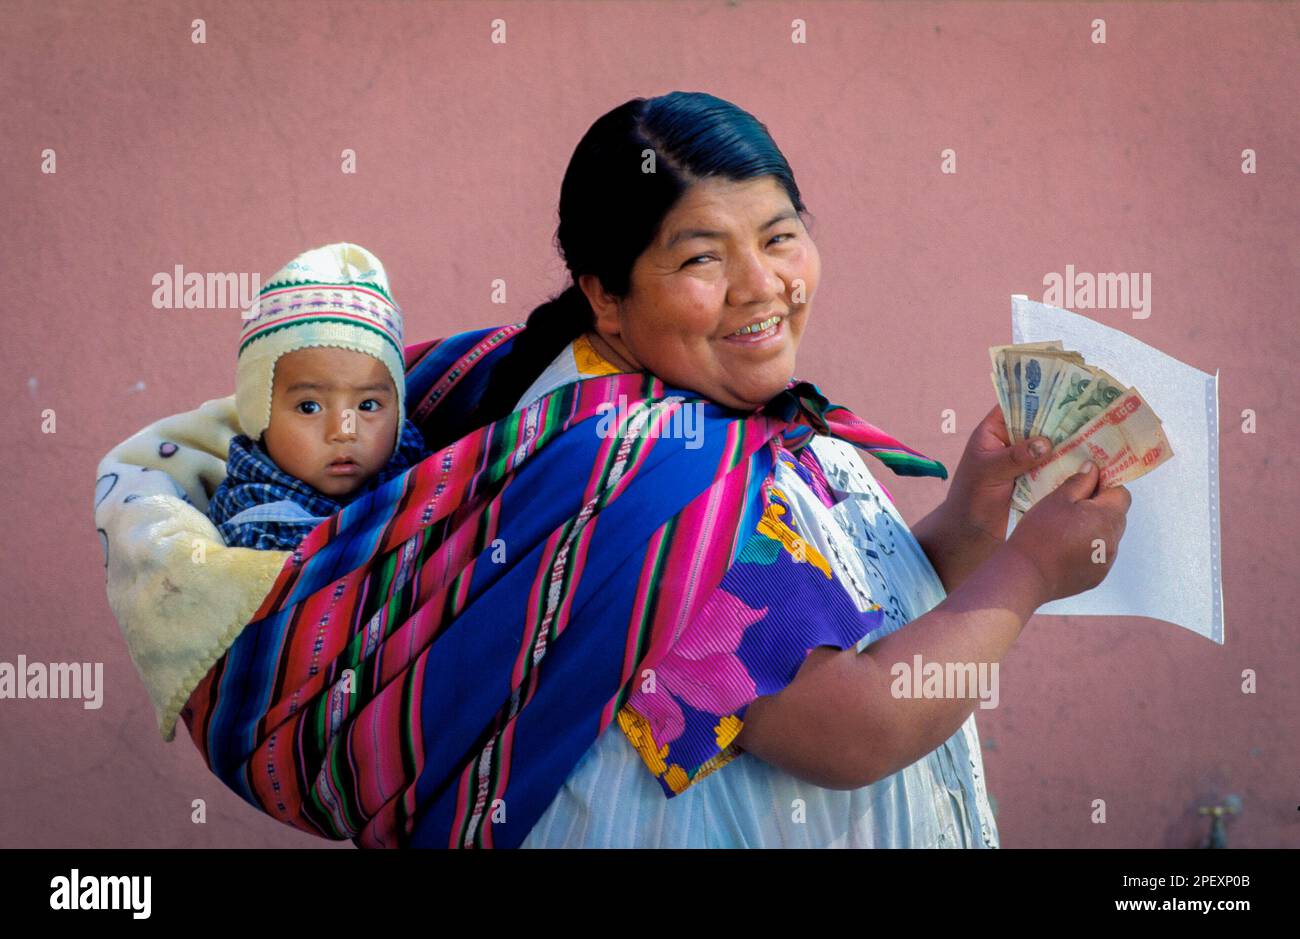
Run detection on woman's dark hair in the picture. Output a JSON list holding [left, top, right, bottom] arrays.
[[475, 90, 812, 424]]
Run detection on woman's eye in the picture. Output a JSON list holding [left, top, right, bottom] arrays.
[[296, 401, 321, 415], [683, 234, 795, 268]]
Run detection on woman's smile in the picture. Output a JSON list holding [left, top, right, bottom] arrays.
[[720, 310, 790, 349]]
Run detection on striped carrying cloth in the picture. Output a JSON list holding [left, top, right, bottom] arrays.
[[180, 323, 947, 848]]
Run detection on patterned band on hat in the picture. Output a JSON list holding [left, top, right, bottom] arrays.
[[240, 284, 403, 359]]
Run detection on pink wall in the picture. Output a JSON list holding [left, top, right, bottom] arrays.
[[1, 0, 1296, 848]]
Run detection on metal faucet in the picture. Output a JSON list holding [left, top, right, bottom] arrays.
[[1197, 794, 1241, 848]]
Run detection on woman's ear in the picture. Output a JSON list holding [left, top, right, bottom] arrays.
[[578, 273, 621, 334]]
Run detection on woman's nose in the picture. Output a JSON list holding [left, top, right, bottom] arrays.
[[726, 248, 785, 307]]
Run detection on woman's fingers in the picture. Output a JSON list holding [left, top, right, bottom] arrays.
[[979, 402, 1010, 446], [1089, 483, 1133, 514]]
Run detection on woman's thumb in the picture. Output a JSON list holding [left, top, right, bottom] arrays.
[[1057, 459, 1100, 502]]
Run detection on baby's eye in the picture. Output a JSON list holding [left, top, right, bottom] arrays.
[[296, 401, 321, 415], [358, 399, 381, 412]]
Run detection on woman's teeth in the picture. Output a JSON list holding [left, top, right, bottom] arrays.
[[731, 314, 782, 336]]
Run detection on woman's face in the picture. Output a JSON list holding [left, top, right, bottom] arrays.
[[581, 175, 820, 411]]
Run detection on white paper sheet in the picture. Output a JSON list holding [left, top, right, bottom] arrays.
[[1005, 295, 1224, 643]]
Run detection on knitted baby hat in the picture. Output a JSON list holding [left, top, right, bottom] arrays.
[[236, 243, 407, 445]]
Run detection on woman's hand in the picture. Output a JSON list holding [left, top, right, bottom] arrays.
[[1002, 460, 1132, 603], [912, 403, 1055, 592]]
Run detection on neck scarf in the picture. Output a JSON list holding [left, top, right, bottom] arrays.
[[181, 323, 946, 847]]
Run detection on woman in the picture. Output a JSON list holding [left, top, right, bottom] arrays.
[[493, 91, 1132, 847], [172, 91, 1130, 848]]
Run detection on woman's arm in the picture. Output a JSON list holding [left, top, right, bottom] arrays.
[[910, 403, 1056, 593], [734, 542, 1048, 789], [910, 498, 1001, 594], [736, 456, 1130, 790]]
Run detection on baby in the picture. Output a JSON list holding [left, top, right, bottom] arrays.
[[208, 243, 430, 551]]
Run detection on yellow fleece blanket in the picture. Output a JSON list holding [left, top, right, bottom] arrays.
[[94, 395, 290, 741]]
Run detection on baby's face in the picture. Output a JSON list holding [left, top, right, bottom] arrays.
[[262, 347, 399, 499]]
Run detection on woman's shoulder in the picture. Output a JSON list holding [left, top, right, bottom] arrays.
[[514, 333, 622, 411]]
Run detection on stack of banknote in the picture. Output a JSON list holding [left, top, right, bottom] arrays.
[[990, 341, 1175, 514]]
